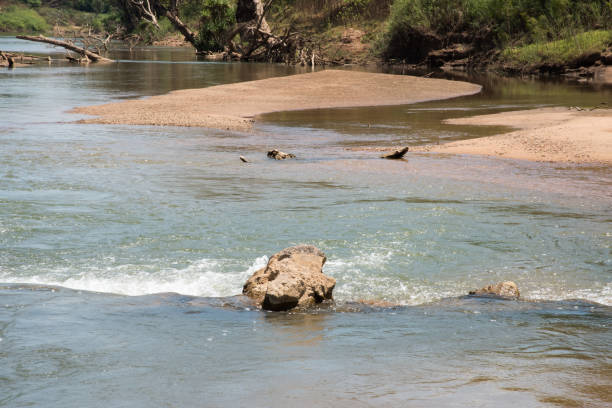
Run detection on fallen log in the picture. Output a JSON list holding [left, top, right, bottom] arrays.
[[16, 35, 113, 63], [381, 147, 409, 159], [0, 51, 14, 68]]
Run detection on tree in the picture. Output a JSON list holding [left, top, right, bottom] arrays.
[[125, 0, 295, 60]]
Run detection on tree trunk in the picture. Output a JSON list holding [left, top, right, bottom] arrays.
[[236, 0, 272, 34], [163, 9, 198, 48], [16, 35, 114, 63]]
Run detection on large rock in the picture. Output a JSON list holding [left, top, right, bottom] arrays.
[[267, 149, 295, 160], [469, 281, 520, 299], [243, 245, 336, 311]]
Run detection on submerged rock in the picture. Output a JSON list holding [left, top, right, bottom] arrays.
[[469, 281, 520, 299], [381, 147, 409, 159], [243, 245, 336, 311], [267, 149, 295, 160]]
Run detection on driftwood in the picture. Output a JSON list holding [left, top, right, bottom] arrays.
[[0, 51, 14, 67], [16, 35, 114, 63], [0, 51, 51, 67], [381, 147, 409, 159]]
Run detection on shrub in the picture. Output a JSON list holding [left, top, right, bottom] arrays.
[[380, 0, 612, 59], [0, 5, 49, 33], [194, 0, 236, 53], [500, 29, 612, 66]]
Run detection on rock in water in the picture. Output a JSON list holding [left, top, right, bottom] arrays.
[[469, 281, 520, 299], [243, 245, 336, 311], [381, 147, 409, 159], [267, 149, 295, 160]]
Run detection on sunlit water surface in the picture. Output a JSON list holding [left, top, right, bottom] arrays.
[[0, 38, 610, 407]]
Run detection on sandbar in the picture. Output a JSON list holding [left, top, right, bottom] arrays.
[[72, 70, 481, 131], [413, 107, 612, 164]]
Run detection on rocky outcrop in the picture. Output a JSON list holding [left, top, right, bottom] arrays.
[[469, 281, 520, 299], [267, 149, 295, 160], [243, 245, 336, 311]]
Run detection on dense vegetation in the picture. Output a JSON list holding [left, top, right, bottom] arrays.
[[2, 0, 611, 70], [500, 29, 612, 66], [0, 4, 49, 32], [380, 0, 612, 61], [0, 0, 121, 33]]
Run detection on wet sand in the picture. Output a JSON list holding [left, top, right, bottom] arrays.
[[72, 70, 482, 131], [412, 107, 612, 164]]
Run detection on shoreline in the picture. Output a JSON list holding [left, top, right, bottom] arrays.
[[71, 70, 482, 132], [411, 107, 612, 165]]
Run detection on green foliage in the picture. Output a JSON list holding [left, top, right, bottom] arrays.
[[70, 0, 113, 13], [500, 29, 612, 66], [37, 5, 119, 32], [381, 0, 612, 58], [194, 0, 235, 52], [335, 0, 374, 23], [20, 0, 42, 8], [135, 16, 176, 43], [0, 5, 49, 32]]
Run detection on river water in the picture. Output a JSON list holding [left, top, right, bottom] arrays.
[[0, 38, 610, 407]]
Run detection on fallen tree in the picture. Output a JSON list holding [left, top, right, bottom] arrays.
[[15, 35, 114, 63]]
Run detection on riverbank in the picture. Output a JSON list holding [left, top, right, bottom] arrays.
[[412, 107, 612, 164], [71, 70, 482, 131]]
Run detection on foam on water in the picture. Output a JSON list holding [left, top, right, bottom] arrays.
[[1, 254, 610, 306], [0, 256, 268, 298], [326, 253, 467, 305], [527, 282, 612, 306]]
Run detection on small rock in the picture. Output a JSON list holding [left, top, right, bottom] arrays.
[[267, 149, 296, 160], [243, 245, 336, 311], [469, 281, 520, 299], [381, 147, 409, 159], [239, 155, 249, 163]]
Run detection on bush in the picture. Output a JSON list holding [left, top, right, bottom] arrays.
[[21, 0, 42, 7], [380, 0, 612, 59], [0, 5, 49, 33], [135, 17, 176, 43], [194, 0, 235, 52], [71, 0, 112, 13], [500, 29, 612, 66]]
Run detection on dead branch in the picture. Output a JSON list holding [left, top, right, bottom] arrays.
[[16, 35, 114, 63], [130, 0, 160, 27]]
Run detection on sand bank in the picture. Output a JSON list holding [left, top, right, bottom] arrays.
[[72, 70, 481, 131], [413, 107, 612, 164]]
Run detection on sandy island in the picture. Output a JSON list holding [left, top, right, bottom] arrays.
[[71, 70, 481, 131], [72, 70, 611, 165], [412, 107, 612, 164]]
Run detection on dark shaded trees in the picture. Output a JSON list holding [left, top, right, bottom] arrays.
[[124, 0, 296, 60]]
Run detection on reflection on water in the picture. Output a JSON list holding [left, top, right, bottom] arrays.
[[0, 37, 611, 407], [260, 71, 612, 148]]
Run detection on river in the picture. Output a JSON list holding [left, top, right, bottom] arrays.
[[0, 37, 610, 407]]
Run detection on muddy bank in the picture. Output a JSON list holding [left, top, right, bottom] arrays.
[[413, 107, 612, 164], [72, 70, 481, 131]]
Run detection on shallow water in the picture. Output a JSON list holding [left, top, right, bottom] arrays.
[[0, 38, 611, 407]]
